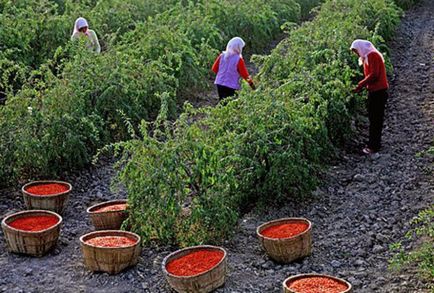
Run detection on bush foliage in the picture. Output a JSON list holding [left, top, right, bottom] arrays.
[[113, 0, 403, 246], [0, 0, 412, 248], [0, 0, 316, 185]]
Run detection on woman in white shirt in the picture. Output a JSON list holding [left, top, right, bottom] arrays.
[[71, 17, 101, 53]]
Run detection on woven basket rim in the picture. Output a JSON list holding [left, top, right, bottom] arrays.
[[282, 273, 352, 292], [80, 230, 140, 249], [22, 180, 72, 198], [257, 217, 312, 240], [162, 245, 227, 279], [87, 199, 128, 214], [1, 210, 63, 234]]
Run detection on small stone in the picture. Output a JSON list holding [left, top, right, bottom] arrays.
[[354, 259, 365, 266], [371, 153, 381, 160], [261, 261, 273, 270], [376, 234, 388, 243], [331, 260, 342, 268], [348, 277, 362, 287], [355, 270, 368, 277], [354, 174, 364, 182], [355, 248, 367, 257], [377, 276, 386, 284], [363, 215, 372, 223], [373, 245, 386, 254]]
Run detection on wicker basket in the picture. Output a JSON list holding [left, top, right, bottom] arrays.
[[1, 210, 62, 257], [22, 180, 72, 214], [80, 230, 141, 275], [87, 200, 128, 230], [162, 245, 227, 293], [257, 218, 312, 263], [283, 273, 352, 293]]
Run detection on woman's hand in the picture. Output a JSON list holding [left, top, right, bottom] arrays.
[[247, 77, 256, 90], [352, 84, 363, 93]]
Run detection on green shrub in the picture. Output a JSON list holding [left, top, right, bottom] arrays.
[[0, 60, 106, 180], [295, 0, 323, 18], [390, 206, 434, 287], [0, 0, 177, 97], [0, 0, 301, 186], [114, 0, 404, 246]]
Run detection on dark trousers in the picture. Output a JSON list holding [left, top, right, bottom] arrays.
[[367, 89, 388, 151], [216, 85, 236, 100]]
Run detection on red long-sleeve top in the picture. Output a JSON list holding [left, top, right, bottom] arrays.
[[358, 51, 389, 92], [211, 54, 250, 80]]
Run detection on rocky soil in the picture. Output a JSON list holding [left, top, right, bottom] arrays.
[[0, 0, 433, 292]]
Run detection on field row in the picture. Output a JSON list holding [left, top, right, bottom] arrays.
[[0, 0, 318, 186], [114, 0, 407, 246]]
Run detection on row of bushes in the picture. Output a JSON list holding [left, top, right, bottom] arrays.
[[0, 0, 178, 98], [114, 0, 404, 247], [0, 0, 319, 186]]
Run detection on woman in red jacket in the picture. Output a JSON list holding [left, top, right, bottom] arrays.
[[351, 40, 389, 155], [212, 37, 255, 100]]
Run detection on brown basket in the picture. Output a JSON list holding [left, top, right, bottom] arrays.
[[257, 217, 312, 263], [80, 230, 141, 275], [22, 180, 72, 214], [1, 210, 62, 257], [162, 245, 227, 293], [87, 200, 128, 230], [283, 273, 352, 293]]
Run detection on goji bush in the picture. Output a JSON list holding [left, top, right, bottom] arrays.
[[114, 0, 405, 246], [0, 0, 306, 186]]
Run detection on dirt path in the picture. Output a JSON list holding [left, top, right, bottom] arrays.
[[0, 1, 433, 292]]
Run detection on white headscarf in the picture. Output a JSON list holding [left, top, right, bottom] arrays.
[[223, 37, 245, 59], [72, 17, 89, 37], [350, 39, 384, 65]]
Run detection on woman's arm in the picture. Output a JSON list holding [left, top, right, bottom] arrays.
[[237, 58, 250, 80], [90, 30, 101, 53], [237, 58, 255, 89], [355, 53, 381, 91], [71, 32, 79, 42], [212, 54, 221, 74]]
